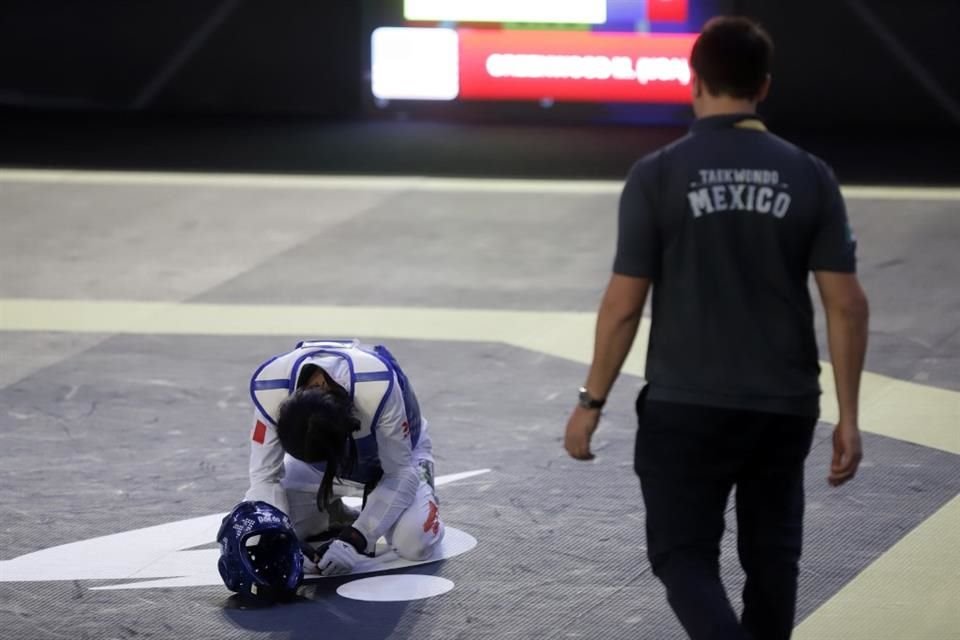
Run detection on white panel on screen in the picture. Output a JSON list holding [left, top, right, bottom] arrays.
[[404, 0, 607, 25], [371, 27, 459, 101]]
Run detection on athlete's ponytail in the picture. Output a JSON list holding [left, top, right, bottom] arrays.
[[276, 386, 361, 508]]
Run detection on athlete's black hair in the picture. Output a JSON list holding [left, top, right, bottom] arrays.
[[690, 16, 773, 100], [276, 385, 360, 507]]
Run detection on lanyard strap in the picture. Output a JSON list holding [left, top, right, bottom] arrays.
[[734, 118, 768, 132]]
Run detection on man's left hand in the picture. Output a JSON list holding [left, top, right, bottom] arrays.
[[564, 406, 601, 460]]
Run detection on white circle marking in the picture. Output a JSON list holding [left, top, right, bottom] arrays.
[[336, 575, 454, 602]]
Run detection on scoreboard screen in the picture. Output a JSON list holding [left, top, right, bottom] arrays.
[[364, 0, 726, 123]]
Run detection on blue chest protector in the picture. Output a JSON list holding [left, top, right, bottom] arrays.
[[372, 344, 423, 448], [250, 341, 423, 486]]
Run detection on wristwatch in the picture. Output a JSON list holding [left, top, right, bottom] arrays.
[[578, 386, 606, 410]]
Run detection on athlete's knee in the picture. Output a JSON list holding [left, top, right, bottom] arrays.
[[391, 510, 445, 560], [392, 519, 444, 560]]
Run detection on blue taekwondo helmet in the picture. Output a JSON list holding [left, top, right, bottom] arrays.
[[217, 501, 304, 601]]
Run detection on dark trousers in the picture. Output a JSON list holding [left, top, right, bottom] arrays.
[[634, 394, 816, 640]]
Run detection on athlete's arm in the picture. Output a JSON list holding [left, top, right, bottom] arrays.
[[814, 270, 869, 486], [351, 382, 420, 552], [243, 410, 291, 515]]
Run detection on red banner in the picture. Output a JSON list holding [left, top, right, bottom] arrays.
[[648, 0, 688, 23], [458, 30, 696, 103]]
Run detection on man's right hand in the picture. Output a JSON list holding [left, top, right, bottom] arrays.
[[828, 421, 862, 487], [564, 406, 602, 460]]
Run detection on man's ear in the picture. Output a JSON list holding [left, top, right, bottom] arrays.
[[756, 73, 772, 103]]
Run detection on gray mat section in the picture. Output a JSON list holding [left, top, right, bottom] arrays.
[[0, 332, 111, 389], [195, 191, 616, 311], [817, 199, 960, 390], [0, 182, 392, 301], [2, 180, 959, 639], [189, 189, 960, 390], [1, 336, 957, 640], [3, 178, 957, 389]]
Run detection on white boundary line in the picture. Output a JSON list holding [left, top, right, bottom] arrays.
[[0, 169, 619, 195], [840, 185, 960, 201], [0, 169, 958, 200]]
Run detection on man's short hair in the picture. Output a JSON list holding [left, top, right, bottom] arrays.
[[690, 16, 773, 99]]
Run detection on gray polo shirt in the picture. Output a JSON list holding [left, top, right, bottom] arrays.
[[614, 114, 857, 417]]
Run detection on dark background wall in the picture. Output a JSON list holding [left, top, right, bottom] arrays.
[[741, 0, 959, 132], [0, 1, 362, 117], [0, 1, 956, 183], [1, 0, 957, 131]]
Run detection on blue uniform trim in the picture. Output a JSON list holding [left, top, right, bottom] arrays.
[[356, 373, 392, 480], [249, 348, 359, 427], [249, 353, 285, 426], [373, 345, 423, 449], [249, 343, 412, 484], [350, 350, 395, 482], [354, 371, 393, 383], [251, 379, 291, 391], [369, 370, 396, 441], [288, 350, 356, 400], [295, 339, 355, 349]]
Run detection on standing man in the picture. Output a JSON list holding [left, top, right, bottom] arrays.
[[563, 16, 869, 640]]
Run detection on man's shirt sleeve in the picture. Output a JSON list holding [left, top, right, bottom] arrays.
[[613, 158, 660, 278], [809, 160, 857, 273]]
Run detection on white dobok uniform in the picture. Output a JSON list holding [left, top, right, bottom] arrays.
[[243, 339, 443, 560]]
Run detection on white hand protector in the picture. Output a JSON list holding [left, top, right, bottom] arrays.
[[316, 539, 363, 576]]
